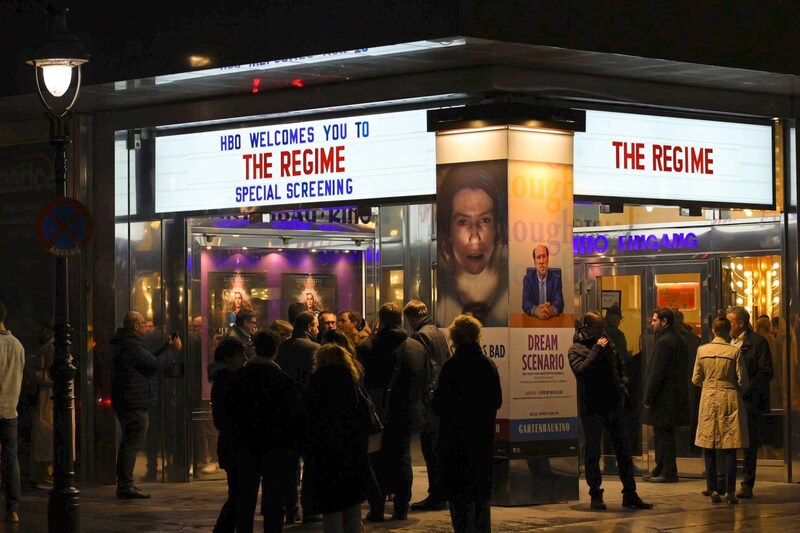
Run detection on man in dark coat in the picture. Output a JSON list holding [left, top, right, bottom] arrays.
[[224, 311, 257, 360], [674, 310, 702, 454], [403, 299, 451, 512], [432, 313, 502, 533], [642, 307, 689, 483], [569, 310, 652, 511], [208, 337, 246, 533], [111, 311, 180, 499], [726, 305, 774, 499], [233, 330, 299, 532], [275, 311, 320, 523], [357, 302, 426, 521]]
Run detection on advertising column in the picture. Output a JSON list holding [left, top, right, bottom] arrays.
[[434, 125, 579, 505]]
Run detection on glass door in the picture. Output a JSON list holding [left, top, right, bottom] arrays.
[[583, 261, 714, 478]]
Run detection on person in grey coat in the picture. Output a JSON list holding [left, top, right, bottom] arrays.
[[642, 308, 689, 483], [403, 299, 451, 512]]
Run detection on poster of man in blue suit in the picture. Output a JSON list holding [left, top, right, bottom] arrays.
[[522, 244, 564, 320]]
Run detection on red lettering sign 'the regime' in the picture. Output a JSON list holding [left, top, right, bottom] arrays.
[[242, 146, 346, 179], [612, 141, 714, 174]]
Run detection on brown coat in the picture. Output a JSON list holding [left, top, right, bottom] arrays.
[[692, 338, 749, 449]]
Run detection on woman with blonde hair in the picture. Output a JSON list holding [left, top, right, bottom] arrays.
[[301, 343, 368, 533], [433, 314, 502, 532]]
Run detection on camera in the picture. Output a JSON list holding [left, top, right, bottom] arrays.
[[170, 331, 178, 340]]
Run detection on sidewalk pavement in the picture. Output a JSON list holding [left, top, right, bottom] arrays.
[[10, 466, 800, 532]]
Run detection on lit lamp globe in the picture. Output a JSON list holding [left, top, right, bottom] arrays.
[[26, 7, 89, 114]]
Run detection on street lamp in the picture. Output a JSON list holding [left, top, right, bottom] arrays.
[[26, 7, 89, 533]]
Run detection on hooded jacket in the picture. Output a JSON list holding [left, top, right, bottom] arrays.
[[111, 327, 177, 412]]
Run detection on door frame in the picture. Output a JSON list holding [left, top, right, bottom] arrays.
[[577, 259, 719, 478]]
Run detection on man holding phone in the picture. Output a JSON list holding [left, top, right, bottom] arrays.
[[111, 311, 182, 499], [568, 310, 652, 511]]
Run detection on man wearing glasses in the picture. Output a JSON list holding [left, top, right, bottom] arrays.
[[225, 311, 257, 360], [111, 311, 181, 499], [316, 310, 337, 343]]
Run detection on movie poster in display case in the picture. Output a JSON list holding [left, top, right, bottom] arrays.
[[207, 271, 268, 331], [281, 273, 338, 318]]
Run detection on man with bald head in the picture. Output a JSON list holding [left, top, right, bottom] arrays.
[[522, 244, 564, 320], [111, 311, 181, 499]]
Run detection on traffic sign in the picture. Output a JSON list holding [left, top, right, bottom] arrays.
[[36, 197, 94, 257]]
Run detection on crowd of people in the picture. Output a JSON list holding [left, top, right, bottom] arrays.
[[0, 292, 777, 530], [568, 305, 774, 510], [105, 297, 501, 533]]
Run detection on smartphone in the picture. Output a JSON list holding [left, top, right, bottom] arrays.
[[170, 331, 178, 340]]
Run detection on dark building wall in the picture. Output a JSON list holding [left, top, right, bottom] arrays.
[[2, 0, 798, 99]]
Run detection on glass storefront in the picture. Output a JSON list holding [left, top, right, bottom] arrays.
[[108, 108, 798, 488]]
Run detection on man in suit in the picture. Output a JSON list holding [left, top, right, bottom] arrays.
[[642, 308, 689, 483], [522, 244, 564, 319], [726, 305, 773, 499]]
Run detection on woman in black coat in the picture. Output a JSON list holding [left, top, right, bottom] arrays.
[[301, 343, 369, 533], [433, 314, 502, 533]]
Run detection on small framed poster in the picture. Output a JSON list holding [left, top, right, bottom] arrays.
[[601, 290, 621, 310]]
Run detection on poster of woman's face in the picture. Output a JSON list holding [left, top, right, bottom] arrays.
[[281, 273, 337, 318], [208, 272, 263, 329], [436, 160, 508, 328]]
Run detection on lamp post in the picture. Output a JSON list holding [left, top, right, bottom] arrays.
[[26, 7, 89, 533]]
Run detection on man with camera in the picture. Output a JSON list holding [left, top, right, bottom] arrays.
[[568, 310, 652, 511], [111, 311, 181, 499]]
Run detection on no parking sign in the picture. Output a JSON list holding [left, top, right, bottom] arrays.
[[36, 197, 93, 257]]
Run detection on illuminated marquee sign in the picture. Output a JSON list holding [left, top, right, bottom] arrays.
[[574, 231, 699, 255], [574, 110, 774, 208], [154, 110, 435, 213]]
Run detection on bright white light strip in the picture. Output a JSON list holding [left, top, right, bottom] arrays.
[[152, 38, 467, 86]]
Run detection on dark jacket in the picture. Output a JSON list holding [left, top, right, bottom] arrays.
[[301, 364, 368, 514], [568, 335, 629, 416], [276, 330, 320, 399], [642, 327, 690, 427], [357, 324, 427, 436], [432, 341, 502, 500], [111, 328, 177, 412], [224, 325, 255, 359], [738, 328, 774, 414], [410, 315, 451, 430], [208, 361, 239, 470], [232, 357, 298, 453]]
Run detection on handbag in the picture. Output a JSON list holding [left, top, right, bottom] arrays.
[[357, 383, 384, 453]]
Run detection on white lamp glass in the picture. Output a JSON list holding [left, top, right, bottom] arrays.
[[42, 64, 73, 97]]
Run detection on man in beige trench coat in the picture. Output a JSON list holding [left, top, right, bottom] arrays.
[[692, 317, 749, 504]]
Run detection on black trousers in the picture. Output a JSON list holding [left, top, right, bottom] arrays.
[[449, 497, 490, 533], [237, 446, 294, 533], [703, 448, 736, 496], [115, 409, 149, 490], [369, 433, 412, 517], [582, 411, 637, 498], [652, 425, 678, 479], [214, 465, 238, 533], [742, 409, 761, 489], [419, 425, 443, 502]]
